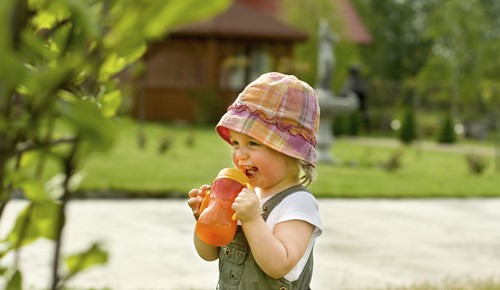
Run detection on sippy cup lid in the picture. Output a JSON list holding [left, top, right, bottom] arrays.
[[217, 168, 249, 185]]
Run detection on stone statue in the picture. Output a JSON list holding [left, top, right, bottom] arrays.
[[316, 19, 337, 91], [315, 19, 358, 164]]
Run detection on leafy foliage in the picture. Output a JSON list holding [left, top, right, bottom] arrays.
[[465, 152, 488, 175], [351, 0, 500, 142], [0, 0, 229, 289], [282, 0, 362, 89], [353, 0, 435, 81], [63, 243, 108, 281]]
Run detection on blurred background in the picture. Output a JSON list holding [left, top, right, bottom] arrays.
[[124, 0, 500, 144], [106, 0, 500, 197], [2, 0, 499, 199], [1, 0, 500, 289]]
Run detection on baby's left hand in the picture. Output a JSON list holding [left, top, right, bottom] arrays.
[[188, 184, 211, 221], [232, 187, 260, 224]]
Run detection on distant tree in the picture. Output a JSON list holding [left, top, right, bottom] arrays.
[[420, 0, 496, 122], [282, 0, 362, 90], [352, 0, 435, 81], [353, 0, 500, 138], [350, 0, 436, 134]]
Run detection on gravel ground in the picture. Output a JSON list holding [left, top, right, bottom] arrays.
[[1, 198, 499, 290]]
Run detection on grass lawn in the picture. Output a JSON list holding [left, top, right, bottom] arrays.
[[76, 118, 500, 198], [367, 277, 500, 290]]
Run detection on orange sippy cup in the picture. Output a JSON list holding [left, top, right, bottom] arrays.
[[196, 168, 249, 246]]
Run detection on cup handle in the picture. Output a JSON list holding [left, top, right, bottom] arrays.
[[199, 189, 211, 215], [231, 183, 254, 221]]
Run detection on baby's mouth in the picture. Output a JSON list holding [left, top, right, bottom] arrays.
[[243, 166, 258, 178]]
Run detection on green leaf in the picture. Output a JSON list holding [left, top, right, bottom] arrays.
[[43, 173, 66, 200], [44, 172, 86, 200], [5, 204, 39, 248], [51, 21, 72, 53], [29, 0, 70, 16], [32, 9, 58, 30], [99, 47, 146, 81], [6, 269, 22, 290], [19, 151, 38, 169], [6, 201, 62, 249], [98, 87, 122, 118], [64, 243, 108, 279], [0, 0, 27, 91], [103, 0, 230, 55], [22, 64, 74, 108], [33, 201, 62, 240], [143, 0, 231, 38], [57, 98, 116, 152], [67, 0, 99, 40], [21, 180, 49, 202]]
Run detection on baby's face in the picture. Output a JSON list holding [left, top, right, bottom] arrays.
[[228, 130, 298, 197]]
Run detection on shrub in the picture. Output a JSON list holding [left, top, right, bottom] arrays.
[[333, 116, 347, 136], [349, 111, 361, 136], [437, 113, 457, 144], [381, 149, 404, 172], [399, 108, 418, 145], [465, 152, 488, 174]]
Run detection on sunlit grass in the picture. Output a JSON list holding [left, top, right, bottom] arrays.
[[75, 118, 500, 198], [312, 138, 500, 198], [368, 277, 500, 290]]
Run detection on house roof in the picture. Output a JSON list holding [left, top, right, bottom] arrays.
[[237, 0, 373, 45], [238, 0, 279, 18], [336, 0, 372, 44], [170, 1, 308, 42]]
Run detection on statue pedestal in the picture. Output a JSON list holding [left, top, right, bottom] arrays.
[[316, 88, 358, 164]]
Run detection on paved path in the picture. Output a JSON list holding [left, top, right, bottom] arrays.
[[1, 199, 500, 290]]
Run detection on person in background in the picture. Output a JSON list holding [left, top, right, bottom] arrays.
[[341, 64, 370, 133]]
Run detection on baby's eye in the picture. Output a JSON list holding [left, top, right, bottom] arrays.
[[249, 140, 260, 146], [230, 140, 240, 147]]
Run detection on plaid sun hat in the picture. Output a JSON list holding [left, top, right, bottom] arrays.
[[216, 72, 320, 166]]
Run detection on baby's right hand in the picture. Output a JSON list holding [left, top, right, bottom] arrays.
[[187, 184, 210, 220]]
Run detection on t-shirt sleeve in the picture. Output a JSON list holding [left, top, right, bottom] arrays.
[[270, 191, 323, 237]]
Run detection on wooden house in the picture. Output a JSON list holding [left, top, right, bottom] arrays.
[[128, 0, 371, 123]]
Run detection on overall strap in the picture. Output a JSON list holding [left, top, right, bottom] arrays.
[[261, 185, 309, 221]]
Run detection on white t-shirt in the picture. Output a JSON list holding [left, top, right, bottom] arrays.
[[260, 190, 322, 281]]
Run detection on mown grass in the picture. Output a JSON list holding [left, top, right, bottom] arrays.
[[311, 139, 499, 198], [74, 118, 500, 198], [172, 277, 500, 290], [368, 277, 500, 290]]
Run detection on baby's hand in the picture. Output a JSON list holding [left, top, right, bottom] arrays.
[[232, 187, 260, 224], [188, 184, 210, 220]]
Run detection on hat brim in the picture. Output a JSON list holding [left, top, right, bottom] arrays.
[[216, 109, 317, 166]]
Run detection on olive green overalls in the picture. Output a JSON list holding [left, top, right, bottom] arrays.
[[217, 186, 314, 290]]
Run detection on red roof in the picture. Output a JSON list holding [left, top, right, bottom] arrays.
[[336, 0, 372, 44], [238, 0, 280, 18], [241, 0, 373, 45], [171, 1, 307, 42]]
